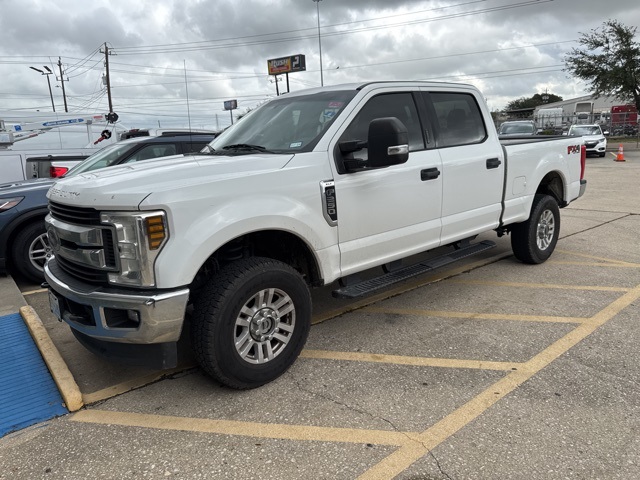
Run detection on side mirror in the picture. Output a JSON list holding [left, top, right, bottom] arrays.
[[338, 139, 367, 154], [367, 117, 409, 168]]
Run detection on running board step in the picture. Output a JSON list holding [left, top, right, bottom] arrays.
[[332, 240, 496, 299]]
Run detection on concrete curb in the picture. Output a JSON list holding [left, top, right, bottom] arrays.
[[19, 305, 84, 412]]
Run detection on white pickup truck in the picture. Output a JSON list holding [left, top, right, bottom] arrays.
[[44, 81, 587, 389]]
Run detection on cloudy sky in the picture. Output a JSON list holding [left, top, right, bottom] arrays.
[[1, 0, 639, 132]]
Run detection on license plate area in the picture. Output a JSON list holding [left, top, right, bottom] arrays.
[[48, 290, 62, 321]]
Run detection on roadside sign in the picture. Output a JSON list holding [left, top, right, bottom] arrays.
[[267, 54, 306, 75]]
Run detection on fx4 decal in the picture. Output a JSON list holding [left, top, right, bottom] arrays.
[[567, 145, 581, 154]]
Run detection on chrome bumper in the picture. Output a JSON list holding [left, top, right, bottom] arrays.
[[44, 258, 189, 344]]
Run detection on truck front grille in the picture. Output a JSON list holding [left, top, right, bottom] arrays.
[[56, 255, 110, 284], [48, 201, 118, 286], [49, 201, 102, 225]]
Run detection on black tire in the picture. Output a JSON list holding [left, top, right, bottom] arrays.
[[191, 257, 311, 389], [511, 194, 560, 264], [11, 221, 51, 283], [599, 152, 606, 157]]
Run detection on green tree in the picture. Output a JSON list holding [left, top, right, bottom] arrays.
[[505, 93, 563, 111], [564, 20, 640, 111]]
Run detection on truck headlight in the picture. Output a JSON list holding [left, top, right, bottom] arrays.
[[100, 210, 168, 287]]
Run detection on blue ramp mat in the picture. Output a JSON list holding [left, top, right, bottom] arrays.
[[0, 313, 68, 437]]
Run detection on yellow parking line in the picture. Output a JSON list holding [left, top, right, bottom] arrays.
[[555, 249, 639, 266], [449, 279, 630, 292], [20, 306, 83, 412], [311, 251, 513, 325], [358, 282, 640, 479], [21, 288, 49, 296], [549, 261, 640, 268], [362, 307, 586, 324], [72, 409, 416, 447], [300, 349, 521, 371], [68, 284, 640, 480]]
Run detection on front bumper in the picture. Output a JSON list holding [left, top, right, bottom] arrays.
[[584, 142, 606, 154], [44, 257, 190, 345]]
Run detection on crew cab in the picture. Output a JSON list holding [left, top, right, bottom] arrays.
[[43, 82, 587, 389]]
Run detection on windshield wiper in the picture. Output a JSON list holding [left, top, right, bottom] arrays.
[[222, 144, 274, 153]]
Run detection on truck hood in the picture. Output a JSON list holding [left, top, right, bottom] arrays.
[[46, 153, 295, 209]]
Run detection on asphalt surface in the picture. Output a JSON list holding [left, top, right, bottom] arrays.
[[1, 148, 639, 479]]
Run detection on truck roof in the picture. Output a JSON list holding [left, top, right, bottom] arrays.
[[282, 81, 476, 97]]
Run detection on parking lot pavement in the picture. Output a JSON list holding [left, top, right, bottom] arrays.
[[1, 151, 639, 479]]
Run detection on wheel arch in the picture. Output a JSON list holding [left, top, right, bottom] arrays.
[[189, 229, 323, 295], [535, 170, 566, 206]]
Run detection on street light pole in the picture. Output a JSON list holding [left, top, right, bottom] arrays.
[[29, 66, 56, 112], [312, 0, 324, 87]]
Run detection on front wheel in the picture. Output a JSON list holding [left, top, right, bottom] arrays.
[[191, 257, 311, 389], [511, 194, 560, 264], [11, 221, 51, 283]]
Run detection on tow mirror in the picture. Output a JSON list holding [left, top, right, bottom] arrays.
[[367, 117, 409, 168]]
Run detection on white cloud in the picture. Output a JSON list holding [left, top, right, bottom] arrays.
[[1, 0, 639, 129]]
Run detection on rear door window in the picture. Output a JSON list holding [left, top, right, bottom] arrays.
[[426, 92, 487, 148]]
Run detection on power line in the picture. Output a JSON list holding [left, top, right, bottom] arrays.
[[113, 1, 551, 55], [114, 0, 490, 52]]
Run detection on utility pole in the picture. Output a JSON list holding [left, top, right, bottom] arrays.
[[57, 57, 68, 112], [102, 42, 114, 114], [312, 0, 324, 87]]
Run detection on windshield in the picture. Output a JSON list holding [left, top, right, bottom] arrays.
[[499, 123, 535, 134], [207, 90, 357, 154], [66, 142, 137, 176], [570, 126, 602, 136]]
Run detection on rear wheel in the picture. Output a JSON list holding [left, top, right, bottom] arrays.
[[191, 257, 311, 389], [11, 221, 51, 283], [511, 194, 560, 264]]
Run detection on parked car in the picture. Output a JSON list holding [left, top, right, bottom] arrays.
[[567, 124, 607, 157], [49, 129, 219, 177], [497, 120, 536, 136], [0, 133, 215, 282]]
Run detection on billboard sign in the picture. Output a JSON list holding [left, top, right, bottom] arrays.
[[267, 54, 306, 75], [224, 100, 238, 111]]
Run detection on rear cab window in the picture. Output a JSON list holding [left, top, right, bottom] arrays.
[[424, 92, 487, 148]]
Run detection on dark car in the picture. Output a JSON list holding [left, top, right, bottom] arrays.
[[0, 133, 215, 282]]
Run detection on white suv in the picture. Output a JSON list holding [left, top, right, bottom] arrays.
[[568, 124, 607, 157]]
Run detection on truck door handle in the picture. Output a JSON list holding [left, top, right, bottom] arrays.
[[486, 158, 501, 169], [421, 168, 441, 181]]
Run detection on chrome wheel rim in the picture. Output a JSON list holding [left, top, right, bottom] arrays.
[[234, 288, 295, 364], [536, 209, 555, 251], [29, 233, 52, 272]]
